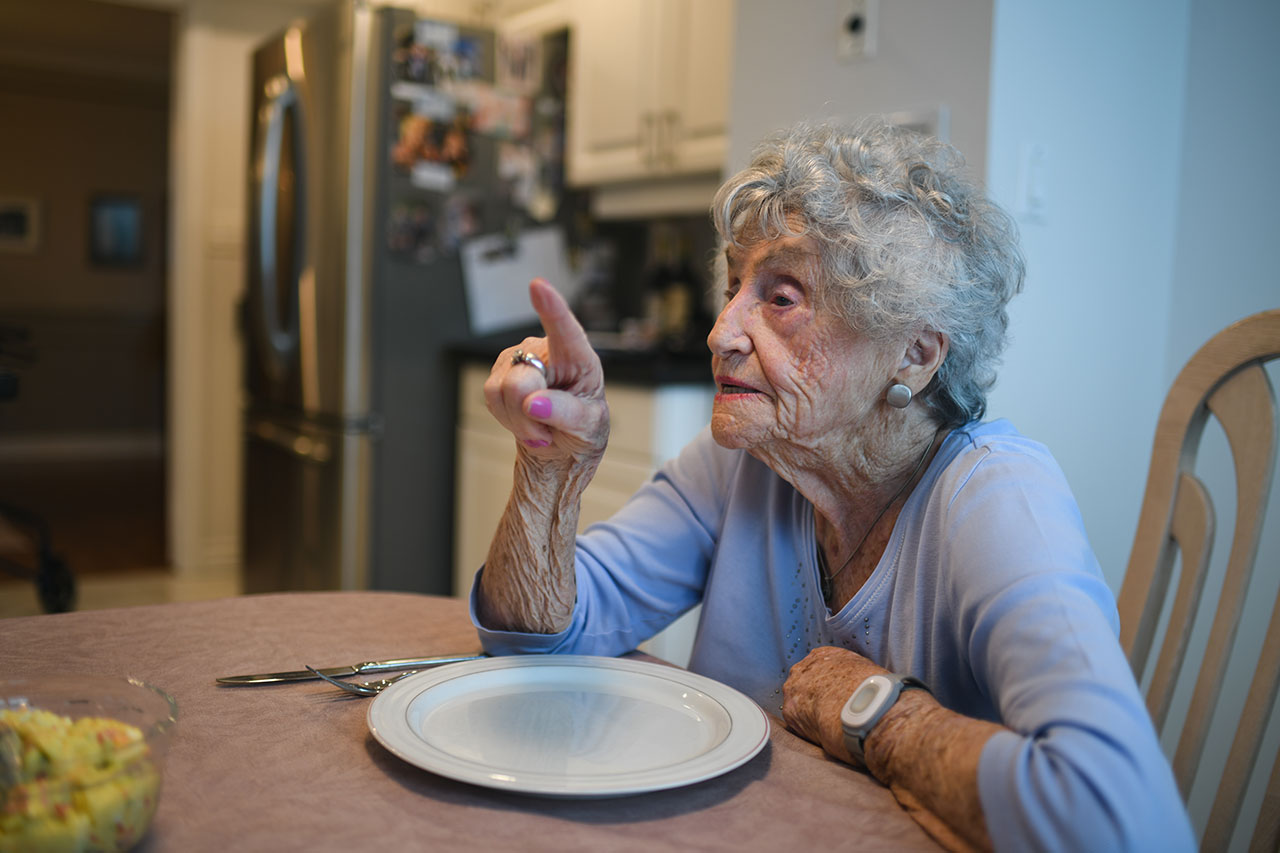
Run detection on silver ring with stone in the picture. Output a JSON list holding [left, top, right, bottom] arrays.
[[510, 348, 546, 377]]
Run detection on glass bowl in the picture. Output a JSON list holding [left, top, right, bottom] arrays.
[[0, 675, 178, 852]]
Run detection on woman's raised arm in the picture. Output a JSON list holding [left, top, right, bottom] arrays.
[[475, 278, 610, 633]]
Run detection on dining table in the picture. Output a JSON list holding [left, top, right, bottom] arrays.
[[1, 591, 941, 851]]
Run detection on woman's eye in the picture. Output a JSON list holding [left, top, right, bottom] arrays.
[[771, 293, 795, 307]]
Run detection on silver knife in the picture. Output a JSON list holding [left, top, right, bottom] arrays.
[[216, 653, 487, 685]]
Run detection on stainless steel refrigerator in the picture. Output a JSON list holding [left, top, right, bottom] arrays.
[[242, 1, 569, 594]]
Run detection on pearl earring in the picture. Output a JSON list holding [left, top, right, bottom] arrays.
[[886, 383, 912, 409]]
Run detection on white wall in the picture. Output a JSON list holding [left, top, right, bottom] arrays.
[[984, 1, 1190, 589], [726, 0, 993, 175], [1167, 0, 1279, 369]]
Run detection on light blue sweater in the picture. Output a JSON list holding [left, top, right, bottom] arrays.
[[473, 420, 1195, 851]]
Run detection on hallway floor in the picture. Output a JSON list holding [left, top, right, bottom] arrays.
[[0, 456, 166, 576], [0, 455, 238, 619]]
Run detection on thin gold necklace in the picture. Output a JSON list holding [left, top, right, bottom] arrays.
[[818, 428, 942, 601]]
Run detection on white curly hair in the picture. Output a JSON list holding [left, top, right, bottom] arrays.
[[712, 117, 1025, 427]]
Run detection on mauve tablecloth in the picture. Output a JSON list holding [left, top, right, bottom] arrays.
[[1, 591, 938, 851]]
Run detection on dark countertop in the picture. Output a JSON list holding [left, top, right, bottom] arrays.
[[451, 326, 714, 386]]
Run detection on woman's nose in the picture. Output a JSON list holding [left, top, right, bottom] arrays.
[[707, 295, 750, 357]]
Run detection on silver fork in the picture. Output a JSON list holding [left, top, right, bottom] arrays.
[[305, 665, 420, 697]]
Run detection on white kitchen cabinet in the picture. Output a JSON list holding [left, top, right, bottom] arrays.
[[563, 0, 735, 186], [453, 361, 712, 665]]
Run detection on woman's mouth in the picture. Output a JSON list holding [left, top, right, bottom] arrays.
[[716, 377, 763, 395]]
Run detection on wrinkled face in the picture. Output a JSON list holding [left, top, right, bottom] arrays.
[[707, 233, 899, 457]]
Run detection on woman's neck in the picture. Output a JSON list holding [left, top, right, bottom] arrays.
[[766, 413, 940, 529], [783, 414, 945, 602]]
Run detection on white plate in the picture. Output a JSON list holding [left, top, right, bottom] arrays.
[[367, 655, 770, 797]]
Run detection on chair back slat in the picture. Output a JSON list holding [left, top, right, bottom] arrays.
[[1205, 574, 1280, 850], [1121, 418, 1196, 670], [1250, 752, 1280, 852], [1171, 365, 1277, 792], [1202, 364, 1280, 850], [1145, 472, 1214, 731]]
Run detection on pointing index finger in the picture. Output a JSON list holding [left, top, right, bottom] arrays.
[[529, 278, 595, 368]]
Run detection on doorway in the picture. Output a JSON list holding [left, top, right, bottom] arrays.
[[0, 0, 173, 610]]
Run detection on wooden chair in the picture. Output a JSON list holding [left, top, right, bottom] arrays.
[[1118, 308, 1280, 851]]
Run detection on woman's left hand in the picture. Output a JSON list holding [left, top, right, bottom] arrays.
[[781, 646, 888, 766]]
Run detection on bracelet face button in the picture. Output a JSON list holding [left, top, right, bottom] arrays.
[[841, 674, 892, 730], [848, 682, 878, 714]]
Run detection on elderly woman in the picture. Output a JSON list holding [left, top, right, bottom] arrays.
[[473, 119, 1192, 851]]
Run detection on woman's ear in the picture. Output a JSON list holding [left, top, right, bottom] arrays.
[[897, 329, 949, 389]]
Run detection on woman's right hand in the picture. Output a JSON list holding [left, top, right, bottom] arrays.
[[483, 277, 609, 464], [476, 278, 604, 634]]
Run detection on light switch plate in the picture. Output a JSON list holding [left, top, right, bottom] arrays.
[[1016, 143, 1049, 224], [838, 0, 878, 60]]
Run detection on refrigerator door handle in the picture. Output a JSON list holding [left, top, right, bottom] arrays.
[[248, 418, 332, 464], [255, 78, 307, 382]]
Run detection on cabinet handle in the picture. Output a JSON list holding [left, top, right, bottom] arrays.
[[641, 112, 657, 169], [663, 110, 679, 168], [654, 110, 667, 170]]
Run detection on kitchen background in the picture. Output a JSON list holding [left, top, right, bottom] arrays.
[[0, 0, 1276, 846]]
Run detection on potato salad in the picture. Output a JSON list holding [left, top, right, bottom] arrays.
[[0, 708, 160, 852]]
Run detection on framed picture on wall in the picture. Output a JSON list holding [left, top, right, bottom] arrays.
[[89, 194, 143, 267], [0, 198, 40, 253]]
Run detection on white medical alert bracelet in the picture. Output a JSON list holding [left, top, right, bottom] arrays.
[[840, 673, 932, 764]]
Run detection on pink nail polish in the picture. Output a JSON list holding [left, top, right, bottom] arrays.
[[527, 396, 552, 419], [523, 439, 550, 448]]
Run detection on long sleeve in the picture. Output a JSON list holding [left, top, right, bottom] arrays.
[[472, 428, 735, 657], [925, 428, 1195, 851]]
